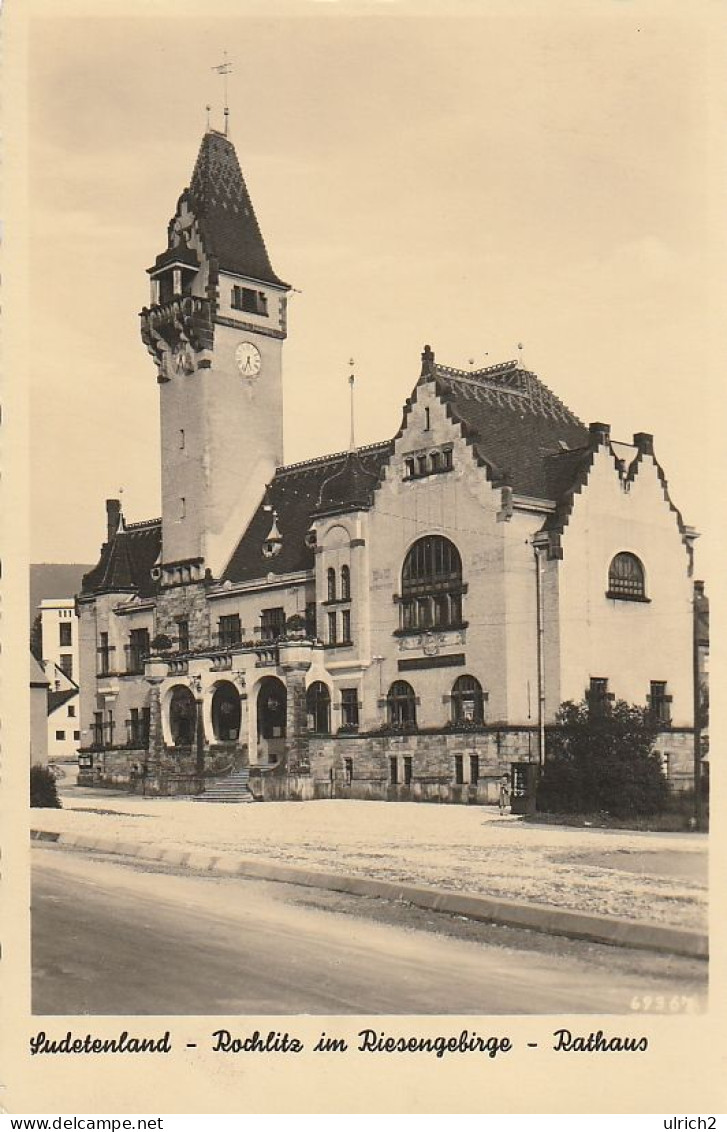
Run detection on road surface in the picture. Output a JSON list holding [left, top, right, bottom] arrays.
[[32, 846, 706, 1015]]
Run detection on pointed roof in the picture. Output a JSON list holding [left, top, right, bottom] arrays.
[[81, 519, 161, 598], [183, 131, 288, 288], [315, 448, 382, 516]]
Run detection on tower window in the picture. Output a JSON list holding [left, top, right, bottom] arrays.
[[232, 286, 268, 317], [59, 622, 72, 647], [424, 407, 431, 430], [341, 565, 351, 600]]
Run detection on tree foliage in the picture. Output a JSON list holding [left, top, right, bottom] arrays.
[[537, 698, 669, 818], [30, 765, 62, 808]]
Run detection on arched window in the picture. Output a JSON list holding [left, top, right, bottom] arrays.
[[387, 680, 417, 728], [306, 681, 331, 734], [327, 567, 336, 602], [608, 552, 646, 599], [451, 675, 485, 725], [340, 564, 351, 601], [400, 535, 463, 631]]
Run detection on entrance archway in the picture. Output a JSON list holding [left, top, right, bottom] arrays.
[[306, 681, 331, 734], [169, 684, 196, 746], [257, 677, 286, 763], [211, 681, 241, 742]]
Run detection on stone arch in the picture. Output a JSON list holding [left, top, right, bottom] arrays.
[[166, 684, 197, 747], [210, 680, 242, 742]]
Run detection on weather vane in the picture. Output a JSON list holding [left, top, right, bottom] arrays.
[[212, 52, 233, 136]]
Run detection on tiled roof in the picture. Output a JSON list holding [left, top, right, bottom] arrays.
[[316, 449, 382, 516], [149, 240, 200, 274], [426, 359, 590, 498], [81, 520, 161, 598], [48, 687, 78, 715], [183, 131, 288, 288], [222, 444, 392, 583]]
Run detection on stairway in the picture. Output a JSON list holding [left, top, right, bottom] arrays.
[[194, 767, 256, 804]]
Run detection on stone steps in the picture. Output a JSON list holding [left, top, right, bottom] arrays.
[[194, 768, 255, 804]]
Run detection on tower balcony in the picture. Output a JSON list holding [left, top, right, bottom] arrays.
[[140, 295, 214, 380]]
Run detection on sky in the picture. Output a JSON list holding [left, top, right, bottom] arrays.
[[23, 2, 725, 581]]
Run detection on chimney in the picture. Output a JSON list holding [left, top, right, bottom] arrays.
[[106, 498, 121, 543], [588, 422, 611, 446], [633, 432, 654, 455], [694, 579, 705, 598], [420, 344, 435, 379]]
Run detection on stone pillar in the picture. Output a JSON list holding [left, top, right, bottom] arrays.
[[279, 638, 313, 776]]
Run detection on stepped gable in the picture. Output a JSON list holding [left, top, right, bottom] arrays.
[[183, 131, 288, 288], [222, 443, 392, 584], [81, 519, 161, 598], [428, 358, 589, 499]]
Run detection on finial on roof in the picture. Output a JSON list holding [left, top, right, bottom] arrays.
[[348, 358, 356, 451], [212, 52, 233, 137], [206, 104, 211, 131], [516, 342, 524, 368], [420, 344, 435, 379]]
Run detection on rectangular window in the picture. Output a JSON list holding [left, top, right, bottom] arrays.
[[588, 677, 612, 716], [92, 710, 104, 747], [470, 754, 479, 784], [231, 286, 268, 316], [454, 754, 464, 785], [327, 611, 337, 645], [404, 457, 415, 479], [430, 451, 440, 473], [442, 448, 453, 471], [218, 614, 242, 647], [126, 628, 150, 674], [649, 681, 671, 725], [344, 757, 354, 784], [341, 688, 359, 729], [67, 704, 76, 717], [403, 755, 413, 785], [417, 455, 428, 477], [59, 622, 72, 647], [177, 619, 190, 652], [73, 731, 80, 742], [59, 654, 73, 680], [341, 609, 351, 643], [260, 607, 285, 642], [389, 756, 399, 785], [55, 730, 65, 741], [305, 601, 317, 640]]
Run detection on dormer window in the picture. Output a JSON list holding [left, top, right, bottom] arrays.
[[232, 286, 268, 317]]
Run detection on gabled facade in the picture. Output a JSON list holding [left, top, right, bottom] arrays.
[[76, 129, 701, 799]]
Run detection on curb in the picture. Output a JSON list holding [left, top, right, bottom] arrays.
[[31, 829, 708, 960]]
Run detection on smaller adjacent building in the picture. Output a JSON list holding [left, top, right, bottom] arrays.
[[30, 653, 50, 767]]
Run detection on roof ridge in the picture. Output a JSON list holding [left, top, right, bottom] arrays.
[[276, 440, 392, 476], [124, 517, 162, 530]]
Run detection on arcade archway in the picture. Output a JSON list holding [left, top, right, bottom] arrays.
[[211, 681, 241, 742]]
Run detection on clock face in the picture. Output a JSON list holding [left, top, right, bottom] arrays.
[[235, 341, 262, 378]]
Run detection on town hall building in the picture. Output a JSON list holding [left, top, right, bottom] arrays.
[[76, 128, 701, 802]]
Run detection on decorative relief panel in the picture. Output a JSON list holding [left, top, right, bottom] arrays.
[[397, 629, 466, 655]]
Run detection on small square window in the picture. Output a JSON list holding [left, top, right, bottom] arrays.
[[55, 730, 65, 741], [68, 704, 76, 717]]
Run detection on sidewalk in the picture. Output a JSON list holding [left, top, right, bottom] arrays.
[[32, 786, 708, 936]]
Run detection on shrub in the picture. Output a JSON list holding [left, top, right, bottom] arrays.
[[30, 765, 62, 808], [537, 697, 669, 818]]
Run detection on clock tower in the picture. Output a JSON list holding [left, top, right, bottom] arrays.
[[140, 129, 290, 581]]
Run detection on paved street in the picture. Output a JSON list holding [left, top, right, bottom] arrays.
[[33, 846, 707, 1016]]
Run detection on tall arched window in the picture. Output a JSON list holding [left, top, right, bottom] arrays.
[[306, 681, 331, 734], [387, 680, 417, 728], [327, 567, 336, 602], [451, 675, 485, 725], [340, 564, 351, 601], [400, 535, 463, 631], [608, 552, 646, 599]]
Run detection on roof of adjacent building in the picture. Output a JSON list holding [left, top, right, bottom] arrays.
[[421, 355, 590, 498], [222, 443, 392, 584], [30, 653, 49, 688], [81, 519, 161, 598], [48, 686, 78, 715], [181, 131, 288, 288]]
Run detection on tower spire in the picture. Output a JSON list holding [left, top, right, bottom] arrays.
[[348, 358, 356, 451], [212, 52, 233, 136]]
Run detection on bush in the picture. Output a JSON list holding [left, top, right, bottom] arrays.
[[30, 765, 62, 808], [537, 697, 669, 818]]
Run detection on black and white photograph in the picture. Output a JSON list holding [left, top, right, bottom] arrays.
[[10, 0, 725, 1116]]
